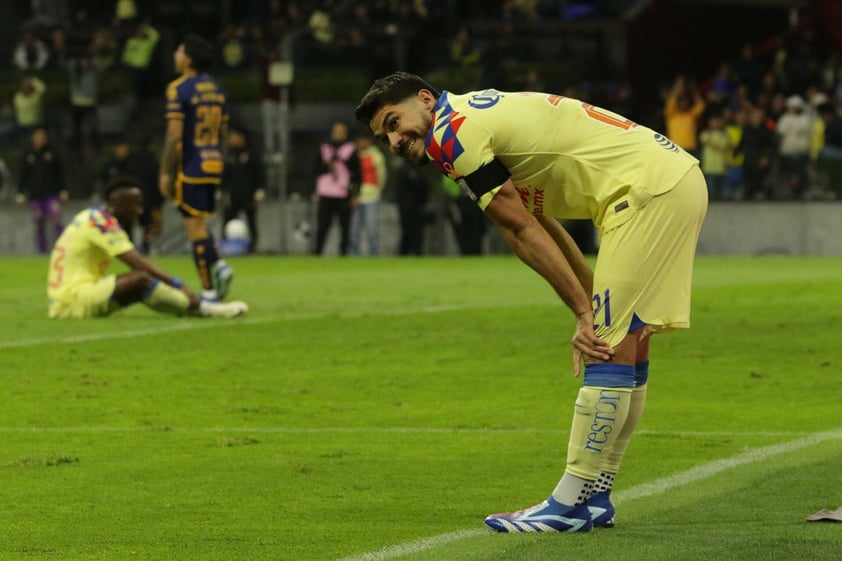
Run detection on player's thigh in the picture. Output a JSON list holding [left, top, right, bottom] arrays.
[[49, 276, 119, 318], [592, 168, 708, 347]]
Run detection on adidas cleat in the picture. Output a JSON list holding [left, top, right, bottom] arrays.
[[587, 491, 615, 528], [484, 496, 593, 533]]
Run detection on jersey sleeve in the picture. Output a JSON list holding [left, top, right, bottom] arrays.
[[165, 80, 185, 121], [84, 209, 135, 257], [428, 110, 510, 208]]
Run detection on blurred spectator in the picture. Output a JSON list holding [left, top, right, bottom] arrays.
[[114, 0, 140, 32], [13, 30, 50, 72], [48, 27, 68, 69], [0, 98, 17, 148], [68, 55, 100, 154], [91, 28, 120, 70], [217, 24, 248, 71], [394, 158, 430, 256], [815, 102, 842, 199], [64, 8, 98, 59], [313, 121, 359, 256], [777, 94, 813, 199], [221, 127, 265, 253], [449, 26, 482, 67], [121, 22, 161, 103], [723, 108, 746, 198], [253, 27, 283, 154], [737, 106, 776, 200], [664, 76, 705, 155], [16, 127, 66, 254], [699, 113, 730, 200], [503, 0, 540, 21], [733, 44, 765, 94], [710, 63, 737, 98], [0, 155, 12, 201], [13, 76, 47, 141], [308, 9, 334, 46], [27, 0, 68, 28], [350, 132, 387, 256]]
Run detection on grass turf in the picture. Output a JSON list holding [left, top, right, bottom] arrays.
[[0, 255, 840, 560]]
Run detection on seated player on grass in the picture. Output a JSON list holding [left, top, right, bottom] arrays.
[[47, 176, 248, 319]]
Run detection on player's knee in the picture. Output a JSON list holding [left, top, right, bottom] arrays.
[[127, 270, 155, 291]]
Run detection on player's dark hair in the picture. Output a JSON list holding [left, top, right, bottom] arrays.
[[354, 71, 441, 126], [183, 34, 214, 73], [103, 176, 141, 201]]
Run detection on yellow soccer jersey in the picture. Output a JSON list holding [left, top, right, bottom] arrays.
[[47, 207, 134, 302], [425, 90, 699, 231]]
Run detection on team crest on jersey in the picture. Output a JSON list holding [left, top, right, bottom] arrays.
[[468, 89, 503, 109]]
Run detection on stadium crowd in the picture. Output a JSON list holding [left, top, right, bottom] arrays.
[[2, 0, 842, 255]]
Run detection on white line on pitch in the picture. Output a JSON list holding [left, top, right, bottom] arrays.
[[331, 427, 842, 561], [0, 302, 537, 350]]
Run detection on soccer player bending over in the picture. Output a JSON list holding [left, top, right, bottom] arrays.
[[47, 176, 248, 319], [356, 72, 708, 533]]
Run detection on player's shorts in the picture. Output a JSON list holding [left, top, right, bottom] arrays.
[[175, 173, 219, 217], [48, 276, 120, 319], [592, 165, 708, 347]]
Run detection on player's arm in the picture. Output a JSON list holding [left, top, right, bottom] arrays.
[[484, 180, 612, 368], [159, 118, 183, 199], [536, 215, 593, 297], [117, 248, 194, 294]]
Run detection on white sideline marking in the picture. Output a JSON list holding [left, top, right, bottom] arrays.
[[332, 428, 842, 561], [613, 427, 842, 504], [332, 530, 487, 561], [0, 303, 525, 350]]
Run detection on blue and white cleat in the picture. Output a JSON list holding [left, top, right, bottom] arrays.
[[586, 491, 615, 528], [484, 496, 593, 533], [213, 260, 234, 300]]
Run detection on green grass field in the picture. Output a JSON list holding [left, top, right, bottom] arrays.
[[1, 255, 841, 561]]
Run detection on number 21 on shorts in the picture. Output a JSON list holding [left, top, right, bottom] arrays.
[[592, 288, 612, 331]]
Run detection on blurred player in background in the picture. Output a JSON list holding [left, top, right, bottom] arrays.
[[356, 72, 707, 533], [221, 126, 264, 253], [16, 127, 66, 254], [159, 34, 233, 300], [47, 176, 248, 319]]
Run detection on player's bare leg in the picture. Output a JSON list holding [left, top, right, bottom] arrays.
[[112, 271, 246, 318]]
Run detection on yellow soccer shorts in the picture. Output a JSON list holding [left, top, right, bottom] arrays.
[[592, 165, 708, 347], [48, 275, 119, 319]]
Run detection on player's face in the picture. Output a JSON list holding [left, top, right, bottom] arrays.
[[369, 90, 437, 165], [110, 187, 144, 226]]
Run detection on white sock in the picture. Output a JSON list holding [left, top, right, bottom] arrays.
[[551, 472, 594, 506]]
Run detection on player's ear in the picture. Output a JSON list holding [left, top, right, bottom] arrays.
[[418, 89, 437, 109]]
